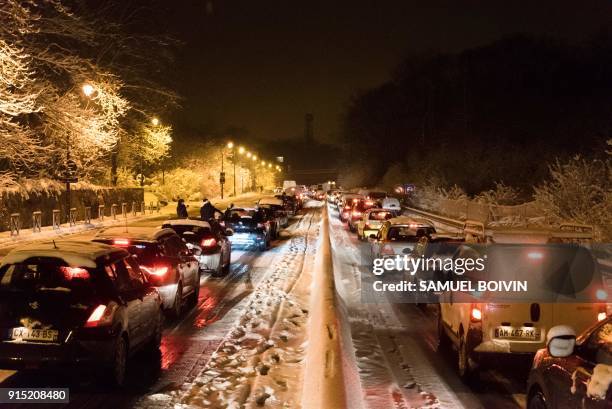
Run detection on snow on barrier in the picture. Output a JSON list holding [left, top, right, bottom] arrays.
[[301, 205, 350, 409]]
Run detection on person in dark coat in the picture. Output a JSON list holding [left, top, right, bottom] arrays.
[[200, 198, 221, 221], [224, 203, 235, 220], [176, 199, 188, 218]]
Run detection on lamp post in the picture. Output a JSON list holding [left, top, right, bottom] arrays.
[[227, 142, 237, 197]]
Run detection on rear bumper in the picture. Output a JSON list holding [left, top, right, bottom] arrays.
[[229, 232, 266, 247], [156, 283, 179, 309], [0, 336, 115, 369], [197, 253, 221, 272]]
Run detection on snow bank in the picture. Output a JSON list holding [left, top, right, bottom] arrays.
[[587, 364, 612, 400]]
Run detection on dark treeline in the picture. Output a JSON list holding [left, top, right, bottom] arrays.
[[341, 31, 612, 195]]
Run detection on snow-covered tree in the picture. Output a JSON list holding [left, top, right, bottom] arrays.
[[534, 156, 611, 240]]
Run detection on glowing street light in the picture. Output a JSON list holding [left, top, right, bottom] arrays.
[[261, 160, 266, 166], [268, 163, 272, 168], [252, 154, 257, 161], [227, 141, 234, 149], [82, 83, 95, 97], [246, 152, 252, 158], [238, 146, 245, 154], [151, 117, 160, 126]]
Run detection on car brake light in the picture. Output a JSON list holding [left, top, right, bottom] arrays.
[[365, 200, 374, 206], [113, 238, 130, 246], [344, 205, 351, 210], [60, 266, 90, 280], [470, 304, 482, 322], [85, 304, 116, 327], [141, 265, 169, 277], [201, 238, 217, 247]]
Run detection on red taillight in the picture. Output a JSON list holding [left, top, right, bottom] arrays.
[[141, 265, 169, 277], [60, 266, 90, 280], [352, 211, 362, 218], [365, 200, 374, 206], [344, 205, 351, 210], [470, 305, 482, 322], [201, 238, 217, 247], [113, 238, 130, 246], [85, 304, 115, 328]]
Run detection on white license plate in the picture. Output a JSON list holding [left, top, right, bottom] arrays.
[[494, 326, 540, 340], [11, 327, 59, 343]]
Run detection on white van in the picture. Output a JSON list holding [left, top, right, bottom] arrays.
[[437, 243, 607, 380]]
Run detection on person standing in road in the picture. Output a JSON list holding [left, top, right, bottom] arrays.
[[224, 203, 235, 220], [200, 198, 222, 221], [177, 198, 188, 218]]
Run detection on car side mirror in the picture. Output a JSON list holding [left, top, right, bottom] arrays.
[[547, 325, 576, 358], [225, 228, 234, 236]]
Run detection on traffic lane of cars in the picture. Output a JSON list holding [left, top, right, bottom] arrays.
[[0, 206, 297, 397], [328, 201, 527, 408]]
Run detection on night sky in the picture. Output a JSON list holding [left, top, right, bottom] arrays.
[[159, 0, 612, 143]]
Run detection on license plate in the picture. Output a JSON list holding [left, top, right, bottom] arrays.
[[494, 326, 540, 340], [11, 327, 59, 343]]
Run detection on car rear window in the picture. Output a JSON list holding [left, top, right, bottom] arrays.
[[97, 240, 162, 265], [484, 245, 598, 299], [0, 258, 108, 298], [369, 211, 394, 221], [387, 227, 431, 241], [164, 224, 211, 237]]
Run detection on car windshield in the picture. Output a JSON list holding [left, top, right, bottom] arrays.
[[0, 258, 105, 299], [230, 209, 256, 218]]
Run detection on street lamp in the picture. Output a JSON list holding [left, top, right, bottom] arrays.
[[246, 152, 252, 158], [227, 141, 234, 149], [252, 154, 257, 161], [151, 117, 160, 126], [238, 146, 245, 155], [82, 83, 94, 97]]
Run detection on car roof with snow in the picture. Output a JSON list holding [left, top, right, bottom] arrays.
[[387, 216, 434, 227], [1, 240, 127, 268], [381, 197, 401, 208], [94, 226, 177, 241], [162, 219, 211, 229]]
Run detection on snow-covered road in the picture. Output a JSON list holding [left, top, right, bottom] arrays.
[[328, 203, 528, 409]]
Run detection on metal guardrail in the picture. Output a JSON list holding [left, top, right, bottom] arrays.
[[69, 208, 77, 227], [52, 210, 61, 230], [32, 211, 42, 233], [9, 213, 20, 237]]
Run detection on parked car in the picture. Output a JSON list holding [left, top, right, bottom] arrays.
[[93, 226, 200, 318], [381, 197, 401, 214], [161, 219, 232, 277], [527, 317, 612, 409], [0, 241, 163, 387], [225, 213, 271, 251], [438, 243, 608, 381], [356, 208, 394, 240], [258, 197, 290, 227]]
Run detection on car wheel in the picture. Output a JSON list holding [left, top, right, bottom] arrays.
[[259, 240, 268, 251], [457, 335, 477, 382], [527, 389, 548, 409], [190, 272, 200, 306], [109, 335, 128, 388], [222, 258, 231, 275], [170, 282, 183, 318]]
